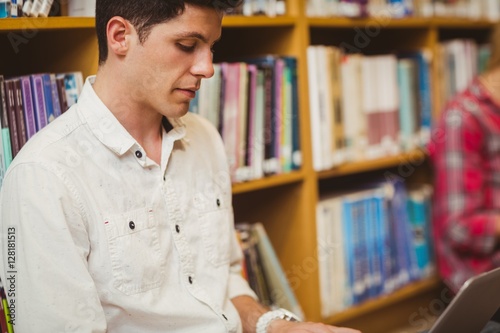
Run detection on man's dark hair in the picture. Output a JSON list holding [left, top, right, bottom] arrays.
[[96, 0, 241, 65]]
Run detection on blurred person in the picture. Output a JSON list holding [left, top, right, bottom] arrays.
[[428, 22, 500, 327]]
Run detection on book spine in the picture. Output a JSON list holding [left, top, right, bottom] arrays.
[[55, 75, 69, 113], [13, 78, 27, 151], [30, 74, 48, 131], [284, 56, 301, 170], [20, 76, 37, 140], [42, 74, 55, 123], [50, 73, 62, 118], [4, 80, 20, 158], [0, 76, 12, 172]]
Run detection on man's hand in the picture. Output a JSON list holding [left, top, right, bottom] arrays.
[[268, 319, 362, 333], [231, 295, 362, 333]]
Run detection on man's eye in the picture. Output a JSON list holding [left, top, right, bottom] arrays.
[[178, 43, 195, 52]]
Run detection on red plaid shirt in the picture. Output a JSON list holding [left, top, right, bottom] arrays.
[[428, 78, 500, 293]]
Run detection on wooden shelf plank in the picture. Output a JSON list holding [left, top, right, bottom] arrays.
[[307, 17, 495, 29], [431, 17, 496, 28], [232, 170, 304, 194], [0, 17, 95, 31], [326, 276, 442, 324], [222, 15, 296, 27], [308, 17, 432, 28], [317, 149, 428, 179]]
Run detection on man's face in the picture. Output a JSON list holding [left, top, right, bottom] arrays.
[[125, 4, 222, 119]]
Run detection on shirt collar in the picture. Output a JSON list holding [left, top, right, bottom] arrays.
[[76, 75, 187, 156]]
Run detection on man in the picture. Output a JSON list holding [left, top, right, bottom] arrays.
[[0, 1, 360, 332]]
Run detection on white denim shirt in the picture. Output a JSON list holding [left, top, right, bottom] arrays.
[[0, 76, 256, 333]]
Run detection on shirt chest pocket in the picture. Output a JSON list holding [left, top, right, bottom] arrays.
[[199, 205, 233, 267], [104, 208, 166, 295]]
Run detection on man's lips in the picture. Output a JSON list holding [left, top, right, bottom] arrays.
[[176, 88, 197, 99]]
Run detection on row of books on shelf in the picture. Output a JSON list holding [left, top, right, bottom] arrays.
[[307, 0, 500, 20], [0, 0, 55, 18], [308, 38, 490, 172], [316, 181, 435, 317], [0, 0, 97, 18], [235, 222, 304, 319], [0, 72, 83, 185], [227, 0, 286, 17], [189, 56, 301, 183]]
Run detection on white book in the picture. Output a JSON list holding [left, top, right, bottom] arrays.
[[307, 46, 324, 171], [68, 0, 96, 17]]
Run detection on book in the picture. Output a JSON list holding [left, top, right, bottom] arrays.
[[399, 49, 433, 146], [236, 223, 272, 306], [0, 76, 12, 170], [57, 72, 84, 108], [397, 58, 419, 151], [12, 78, 27, 151], [0, 79, 5, 186], [4, 79, 20, 158], [251, 222, 304, 318], [19, 76, 37, 140], [30, 74, 48, 131], [49, 73, 62, 119], [41, 73, 56, 123], [316, 195, 348, 316], [0, 284, 12, 333], [282, 56, 301, 170], [244, 56, 282, 175], [67, 0, 95, 16], [55, 75, 69, 113]]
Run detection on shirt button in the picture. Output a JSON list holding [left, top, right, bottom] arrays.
[[222, 314, 228, 321], [216, 199, 221, 207], [175, 225, 180, 233], [135, 150, 143, 158], [129, 221, 135, 230], [188, 276, 193, 284]]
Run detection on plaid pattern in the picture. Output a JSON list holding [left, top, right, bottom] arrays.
[[428, 79, 500, 293]]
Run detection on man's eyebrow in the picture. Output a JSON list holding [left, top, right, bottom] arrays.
[[176, 31, 221, 44]]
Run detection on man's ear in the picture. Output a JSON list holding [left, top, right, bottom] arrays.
[[106, 16, 133, 57]]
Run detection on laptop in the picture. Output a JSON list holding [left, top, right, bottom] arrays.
[[427, 267, 500, 333]]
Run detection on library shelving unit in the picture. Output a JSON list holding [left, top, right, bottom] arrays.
[[0, 1, 495, 332]]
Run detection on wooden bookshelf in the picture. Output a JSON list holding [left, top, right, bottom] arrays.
[[0, 16, 95, 31], [317, 149, 428, 179], [222, 15, 296, 27], [0, 2, 495, 332]]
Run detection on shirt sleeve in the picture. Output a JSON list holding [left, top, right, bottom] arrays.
[[429, 105, 499, 256], [0, 162, 107, 332]]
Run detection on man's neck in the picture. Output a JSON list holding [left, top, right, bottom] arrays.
[[93, 66, 164, 164]]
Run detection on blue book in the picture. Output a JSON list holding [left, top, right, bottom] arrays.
[[400, 50, 433, 146], [366, 193, 383, 298], [341, 197, 355, 307], [41, 74, 56, 123], [345, 196, 368, 305], [407, 192, 430, 277], [390, 181, 421, 286], [373, 190, 395, 294]]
